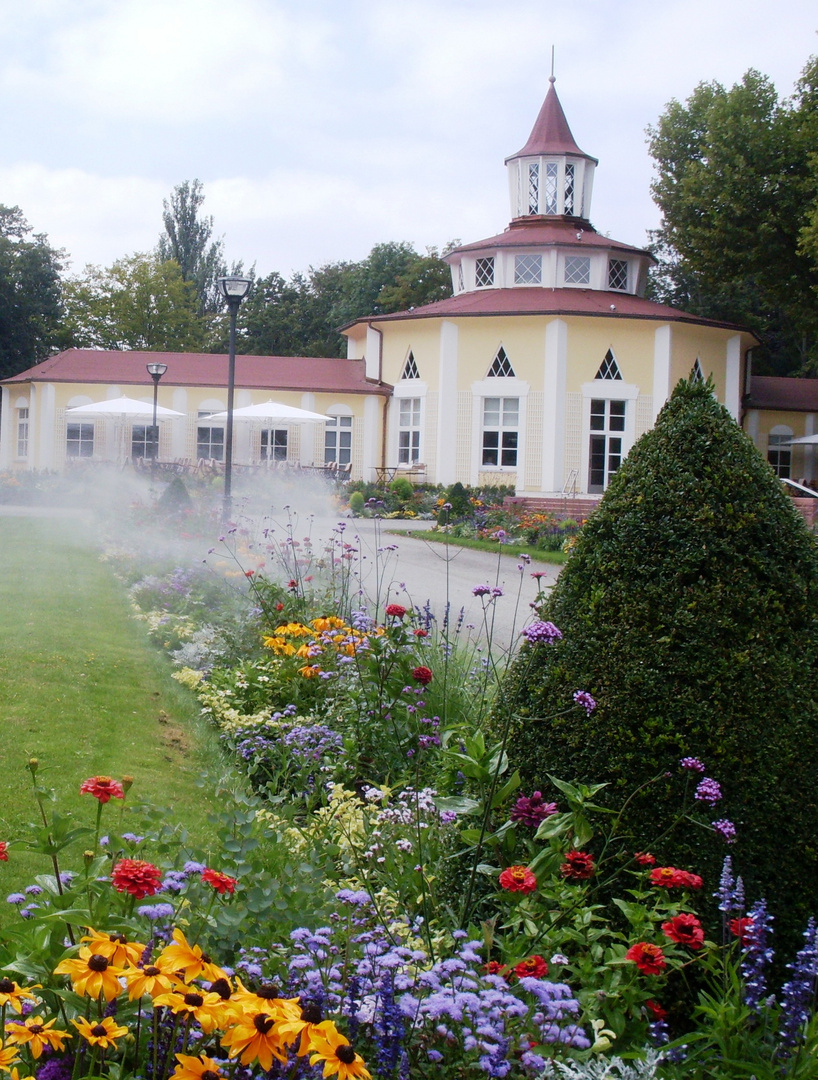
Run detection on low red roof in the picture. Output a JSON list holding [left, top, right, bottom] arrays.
[[447, 218, 652, 259], [745, 376, 818, 412], [3, 349, 391, 396], [345, 287, 750, 332]]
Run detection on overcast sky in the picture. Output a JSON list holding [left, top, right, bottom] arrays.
[[1, 0, 815, 281]]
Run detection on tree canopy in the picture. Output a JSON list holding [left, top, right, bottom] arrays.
[[157, 179, 229, 316], [647, 55, 818, 375], [0, 206, 65, 380]]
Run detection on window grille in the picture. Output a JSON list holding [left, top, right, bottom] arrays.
[[608, 259, 628, 291], [481, 397, 519, 468], [691, 358, 704, 383], [544, 162, 558, 214], [475, 257, 495, 288], [564, 256, 591, 285], [401, 352, 419, 379], [325, 416, 352, 465], [564, 162, 575, 215], [595, 349, 622, 381], [487, 347, 515, 378], [514, 254, 542, 285], [528, 162, 539, 214]]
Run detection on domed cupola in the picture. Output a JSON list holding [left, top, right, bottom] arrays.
[[505, 76, 597, 223]]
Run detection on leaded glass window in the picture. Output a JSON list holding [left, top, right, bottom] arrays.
[[608, 259, 628, 291], [564, 255, 591, 285], [544, 162, 558, 214], [401, 352, 419, 380], [528, 162, 539, 214], [475, 257, 495, 288], [487, 347, 515, 378], [595, 349, 622, 381], [691, 358, 704, 384], [564, 162, 575, 215], [514, 254, 542, 285]]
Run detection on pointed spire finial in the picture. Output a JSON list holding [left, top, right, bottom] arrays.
[[550, 45, 555, 83]]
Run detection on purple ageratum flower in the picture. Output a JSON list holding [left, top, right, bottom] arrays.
[[572, 690, 597, 715], [6, 894, 25, 905], [510, 791, 558, 828], [522, 621, 563, 645], [695, 777, 723, 805], [137, 902, 175, 921], [713, 819, 737, 844], [680, 756, 706, 773]]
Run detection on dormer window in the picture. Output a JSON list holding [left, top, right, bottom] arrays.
[[515, 254, 542, 285], [564, 256, 591, 286], [608, 259, 628, 292], [475, 257, 495, 288]]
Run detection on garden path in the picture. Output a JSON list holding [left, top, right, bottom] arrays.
[[309, 514, 561, 656]]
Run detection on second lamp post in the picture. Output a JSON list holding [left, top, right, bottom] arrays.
[[217, 275, 253, 519]]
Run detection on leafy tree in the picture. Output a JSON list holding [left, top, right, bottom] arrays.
[[0, 206, 65, 379], [498, 379, 818, 954], [157, 179, 228, 315], [237, 242, 453, 358], [647, 58, 818, 374], [63, 253, 205, 351]]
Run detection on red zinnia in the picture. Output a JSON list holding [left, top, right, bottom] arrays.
[[385, 604, 407, 618], [484, 960, 507, 976], [413, 629, 428, 637], [730, 917, 754, 947], [645, 1000, 668, 1021], [411, 666, 433, 686], [111, 858, 162, 899], [560, 850, 596, 881], [498, 865, 537, 893], [80, 776, 125, 804], [514, 955, 548, 979], [650, 866, 703, 890], [662, 913, 705, 950], [625, 942, 667, 975], [634, 851, 656, 866], [201, 868, 237, 895], [0, 842, 8, 862]]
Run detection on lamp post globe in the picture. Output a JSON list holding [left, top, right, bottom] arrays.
[[146, 362, 168, 474], [217, 276, 253, 519]]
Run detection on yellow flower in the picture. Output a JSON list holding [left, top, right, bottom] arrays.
[[80, 929, 146, 967], [220, 1011, 287, 1071], [0, 980, 40, 1015], [155, 929, 227, 984], [4, 1016, 71, 1059], [72, 1017, 129, 1049], [229, 980, 300, 1022], [298, 665, 322, 678], [123, 963, 175, 1001], [308, 1021, 370, 1080], [277, 1001, 328, 1056], [0, 1042, 20, 1073], [9, 1068, 33, 1080], [172, 1053, 226, 1080], [53, 948, 124, 999], [152, 984, 227, 1033]]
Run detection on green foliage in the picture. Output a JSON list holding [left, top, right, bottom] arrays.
[[499, 379, 818, 952], [156, 178, 232, 317], [348, 490, 365, 515], [389, 475, 414, 502], [62, 253, 205, 351], [647, 58, 818, 374], [0, 206, 65, 379]]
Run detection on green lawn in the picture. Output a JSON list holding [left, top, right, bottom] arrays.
[[0, 514, 226, 899]]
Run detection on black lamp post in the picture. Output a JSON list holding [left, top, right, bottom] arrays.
[[217, 276, 253, 519], [146, 362, 168, 476]]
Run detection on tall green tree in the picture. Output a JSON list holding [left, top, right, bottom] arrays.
[[0, 206, 65, 379], [157, 180, 228, 316], [647, 58, 818, 374], [63, 253, 205, 352]]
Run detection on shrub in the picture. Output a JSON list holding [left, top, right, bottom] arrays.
[[498, 379, 818, 954], [348, 489, 365, 515], [389, 475, 414, 502]]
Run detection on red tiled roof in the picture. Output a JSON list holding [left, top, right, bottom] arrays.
[[446, 218, 652, 259], [345, 287, 751, 332], [745, 376, 818, 411], [505, 78, 597, 164], [3, 349, 391, 396]]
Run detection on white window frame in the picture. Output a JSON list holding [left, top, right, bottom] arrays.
[[514, 253, 542, 285], [579, 380, 639, 494], [470, 377, 529, 484], [261, 428, 288, 462], [16, 406, 29, 459], [196, 411, 225, 461], [475, 256, 495, 288], [767, 425, 793, 479], [564, 255, 591, 286], [66, 422, 95, 459], [390, 383, 427, 468]]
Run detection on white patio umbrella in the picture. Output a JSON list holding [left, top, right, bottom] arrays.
[[783, 433, 818, 446], [207, 400, 332, 423], [66, 396, 183, 461]]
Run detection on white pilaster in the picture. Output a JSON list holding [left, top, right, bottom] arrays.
[[362, 395, 382, 481], [542, 319, 567, 492], [171, 388, 188, 458], [38, 383, 56, 469], [725, 335, 741, 420], [652, 325, 672, 420], [365, 325, 382, 381], [437, 321, 459, 485]]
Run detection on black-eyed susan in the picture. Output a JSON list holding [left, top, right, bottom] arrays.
[[229, 979, 299, 1021], [172, 1054, 226, 1080], [220, 1011, 287, 1071], [80, 929, 145, 967], [0, 1041, 20, 1072], [123, 964, 175, 1002], [72, 1017, 129, 1049], [308, 1022, 371, 1080], [155, 930, 226, 984], [0, 979, 40, 1015], [277, 1001, 327, 1056], [53, 948, 124, 999], [4, 1016, 71, 1058], [152, 984, 228, 1034]]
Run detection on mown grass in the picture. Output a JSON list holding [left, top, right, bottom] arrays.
[[0, 514, 230, 905], [387, 528, 568, 563]]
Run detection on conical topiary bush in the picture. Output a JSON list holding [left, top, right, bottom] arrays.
[[500, 378, 818, 952]]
